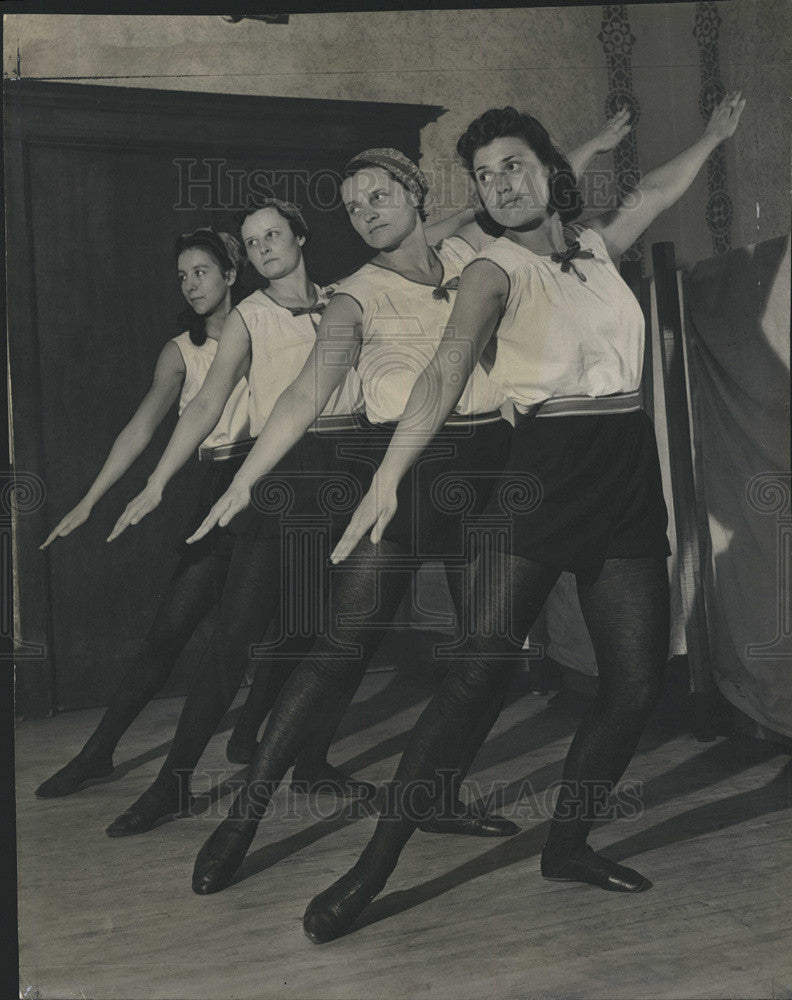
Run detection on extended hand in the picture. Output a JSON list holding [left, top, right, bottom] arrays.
[[185, 478, 252, 544], [330, 476, 398, 564], [704, 91, 745, 143], [595, 107, 632, 153], [40, 499, 94, 549], [107, 481, 164, 542]]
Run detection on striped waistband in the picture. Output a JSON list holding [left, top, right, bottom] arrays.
[[199, 413, 364, 461], [307, 412, 365, 434], [366, 410, 504, 432], [199, 437, 256, 463], [529, 390, 642, 419], [445, 410, 504, 426]]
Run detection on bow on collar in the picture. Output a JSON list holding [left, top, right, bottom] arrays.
[[550, 241, 594, 283], [432, 276, 460, 301], [289, 301, 327, 317]]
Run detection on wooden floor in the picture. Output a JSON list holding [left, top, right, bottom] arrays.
[[15, 656, 792, 1000]]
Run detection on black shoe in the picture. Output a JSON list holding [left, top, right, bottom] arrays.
[[290, 763, 376, 799], [36, 754, 114, 799], [192, 819, 258, 895], [541, 845, 651, 893], [303, 867, 383, 944], [105, 785, 190, 838], [226, 737, 258, 766], [418, 811, 520, 838]]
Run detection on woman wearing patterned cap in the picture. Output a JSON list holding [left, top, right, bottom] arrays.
[[185, 118, 625, 894], [303, 94, 745, 942], [102, 200, 371, 837]]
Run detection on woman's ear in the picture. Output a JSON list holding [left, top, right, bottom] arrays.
[[225, 267, 238, 287], [405, 189, 421, 212], [298, 236, 306, 247]]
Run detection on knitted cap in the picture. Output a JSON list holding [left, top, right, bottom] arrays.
[[344, 148, 429, 207]]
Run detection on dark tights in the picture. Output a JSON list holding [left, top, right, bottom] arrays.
[[80, 538, 229, 764], [222, 536, 471, 825], [351, 554, 670, 888], [139, 515, 369, 808]]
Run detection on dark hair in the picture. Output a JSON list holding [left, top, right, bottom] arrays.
[[456, 106, 583, 228], [235, 199, 311, 248], [174, 229, 245, 345], [342, 159, 428, 222]]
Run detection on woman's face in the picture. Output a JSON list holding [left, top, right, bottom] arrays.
[[471, 136, 551, 229], [341, 166, 419, 250], [241, 207, 304, 281], [177, 248, 233, 315]]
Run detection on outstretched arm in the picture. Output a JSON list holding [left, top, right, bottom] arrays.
[[40, 342, 185, 549], [591, 91, 745, 259], [107, 312, 250, 541], [185, 293, 363, 542], [331, 259, 510, 562]]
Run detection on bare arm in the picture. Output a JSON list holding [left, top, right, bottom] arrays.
[[591, 92, 745, 259], [185, 293, 363, 541], [566, 107, 632, 182], [424, 207, 476, 246], [331, 260, 510, 561], [40, 341, 185, 548], [107, 311, 250, 541]]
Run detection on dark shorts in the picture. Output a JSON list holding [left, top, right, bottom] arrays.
[[177, 453, 248, 560], [485, 409, 671, 583], [226, 420, 368, 545], [355, 415, 513, 561]]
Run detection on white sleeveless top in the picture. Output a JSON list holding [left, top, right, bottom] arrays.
[[235, 285, 363, 436], [171, 332, 251, 449], [473, 227, 645, 413], [332, 235, 507, 424]]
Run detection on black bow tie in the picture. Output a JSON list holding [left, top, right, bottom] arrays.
[[550, 241, 594, 282], [432, 276, 460, 301], [289, 301, 326, 317]]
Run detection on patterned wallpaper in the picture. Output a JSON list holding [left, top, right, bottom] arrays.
[[693, 2, 734, 254]]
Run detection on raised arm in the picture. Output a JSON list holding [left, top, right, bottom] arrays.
[[424, 207, 477, 246], [331, 259, 509, 562], [565, 107, 632, 184], [40, 341, 185, 549], [107, 311, 250, 541], [185, 293, 363, 542], [591, 92, 745, 259]]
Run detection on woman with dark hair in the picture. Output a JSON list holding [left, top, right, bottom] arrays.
[[303, 93, 745, 941], [36, 229, 252, 798], [104, 199, 373, 836], [182, 118, 623, 894]]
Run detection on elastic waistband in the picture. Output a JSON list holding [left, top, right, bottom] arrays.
[[199, 438, 255, 463], [445, 410, 504, 426], [366, 410, 504, 431], [199, 413, 363, 460], [307, 412, 365, 434], [526, 390, 642, 419]]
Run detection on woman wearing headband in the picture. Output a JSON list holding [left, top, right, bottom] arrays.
[[184, 118, 624, 894], [303, 93, 746, 942], [36, 229, 253, 799]]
